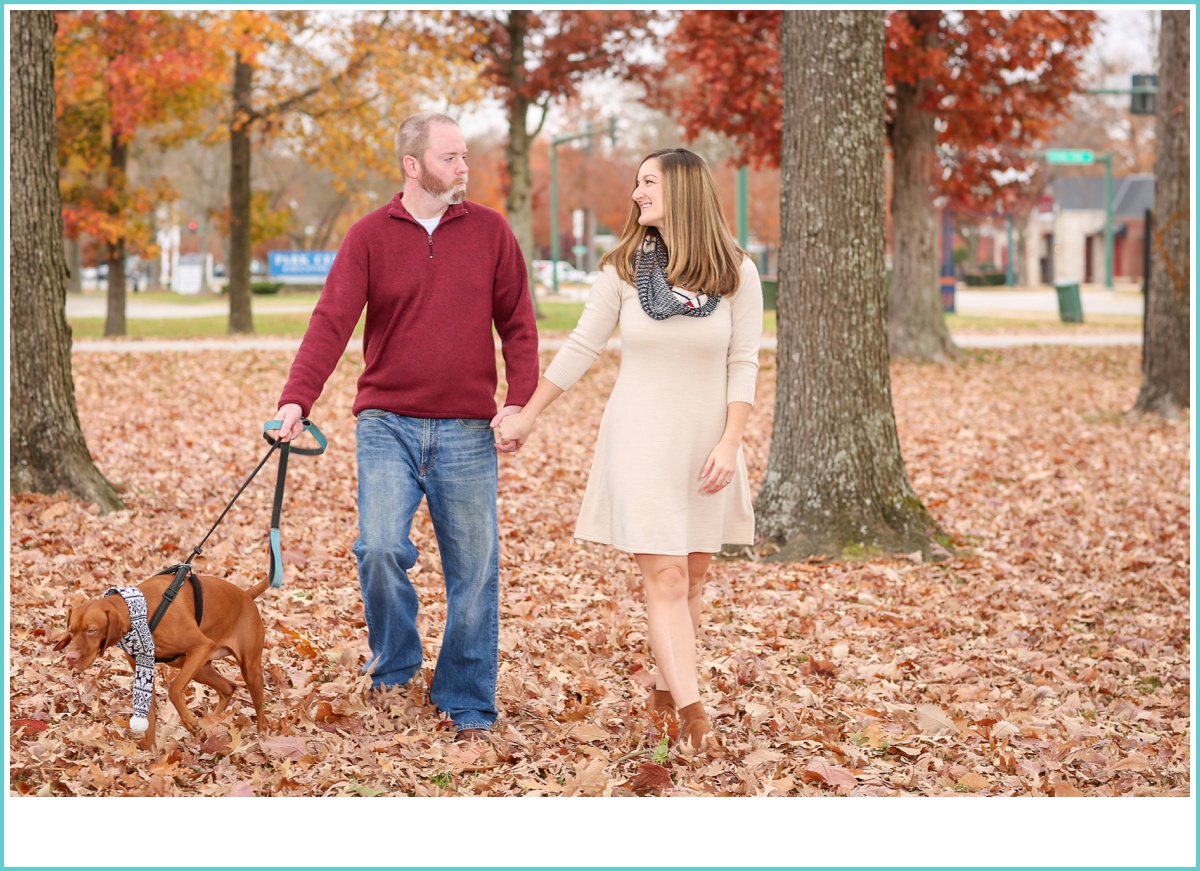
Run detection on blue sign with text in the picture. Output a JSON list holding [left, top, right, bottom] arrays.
[[268, 250, 337, 284]]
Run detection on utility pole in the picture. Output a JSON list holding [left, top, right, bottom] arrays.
[[737, 167, 748, 247], [550, 118, 617, 296]]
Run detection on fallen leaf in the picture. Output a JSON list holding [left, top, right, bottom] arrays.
[[561, 757, 608, 797], [1107, 752, 1151, 772], [957, 772, 990, 791], [628, 761, 672, 795], [802, 759, 857, 789], [916, 704, 959, 735]]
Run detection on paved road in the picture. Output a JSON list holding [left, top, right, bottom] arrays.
[[65, 286, 1145, 320], [953, 288, 1143, 316]]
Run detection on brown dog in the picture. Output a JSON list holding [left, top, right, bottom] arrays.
[[54, 572, 269, 748]]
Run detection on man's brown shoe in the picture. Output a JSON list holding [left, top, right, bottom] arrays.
[[456, 728, 490, 742]]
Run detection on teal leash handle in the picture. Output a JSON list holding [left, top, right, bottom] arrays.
[[263, 417, 327, 455], [262, 418, 328, 587]]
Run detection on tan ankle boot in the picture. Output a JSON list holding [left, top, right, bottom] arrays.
[[649, 688, 676, 715], [678, 701, 710, 752]]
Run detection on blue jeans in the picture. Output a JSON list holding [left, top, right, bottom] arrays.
[[353, 411, 499, 731]]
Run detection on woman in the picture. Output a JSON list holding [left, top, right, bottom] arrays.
[[497, 148, 762, 751]]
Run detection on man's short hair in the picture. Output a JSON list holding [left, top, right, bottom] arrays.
[[395, 112, 459, 170]]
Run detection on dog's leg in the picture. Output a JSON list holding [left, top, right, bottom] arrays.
[[236, 646, 267, 730], [166, 644, 216, 735], [192, 663, 237, 715]]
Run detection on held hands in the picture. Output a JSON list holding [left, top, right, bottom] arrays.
[[700, 439, 740, 494], [493, 407, 535, 451], [490, 405, 527, 453], [268, 403, 305, 442]]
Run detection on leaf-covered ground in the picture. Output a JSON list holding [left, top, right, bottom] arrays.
[[8, 344, 1191, 800]]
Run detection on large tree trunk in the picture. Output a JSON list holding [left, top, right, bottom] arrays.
[[502, 11, 543, 318], [755, 10, 942, 561], [227, 53, 255, 334], [888, 77, 957, 362], [103, 135, 128, 336], [1130, 10, 1190, 418], [10, 10, 124, 512]]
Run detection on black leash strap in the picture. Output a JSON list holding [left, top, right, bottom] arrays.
[[262, 418, 327, 588], [147, 418, 327, 629]]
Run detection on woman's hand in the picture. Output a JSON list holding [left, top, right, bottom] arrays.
[[495, 409, 535, 447], [700, 440, 739, 494]]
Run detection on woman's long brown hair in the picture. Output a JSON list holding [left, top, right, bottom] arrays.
[[599, 148, 747, 298]]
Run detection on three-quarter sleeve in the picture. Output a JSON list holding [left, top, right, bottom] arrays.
[[543, 266, 623, 392], [726, 257, 763, 406]]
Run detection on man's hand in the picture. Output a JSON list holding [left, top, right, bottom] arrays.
[[267, 403, 305, 442], [490, 405, 524, 453]]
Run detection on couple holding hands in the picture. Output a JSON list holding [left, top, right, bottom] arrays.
[[270, 112, 763, 752]]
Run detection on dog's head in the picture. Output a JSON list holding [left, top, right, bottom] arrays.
[[52, 597, 128, 670]]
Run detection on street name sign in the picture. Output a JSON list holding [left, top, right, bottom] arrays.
[[1046, 149, 1095, 165]]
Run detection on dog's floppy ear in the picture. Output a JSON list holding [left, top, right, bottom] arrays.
[[52, 607, 74, 651], [102, 605, 126, 650]]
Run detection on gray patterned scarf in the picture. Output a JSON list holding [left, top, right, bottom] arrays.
[[635, 234, 721, 320], [104, 586, 155, 734]]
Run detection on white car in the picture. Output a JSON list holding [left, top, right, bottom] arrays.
[[534, 260, 592, 287]]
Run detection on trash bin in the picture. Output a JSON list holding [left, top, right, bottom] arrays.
[[1053, 280, 1084, 323], [760, 275, 778, 311]]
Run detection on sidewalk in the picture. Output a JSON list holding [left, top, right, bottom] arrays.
[[71, 333, 1142, 354]]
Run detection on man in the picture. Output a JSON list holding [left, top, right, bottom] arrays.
[[269, 112, 538, 739]]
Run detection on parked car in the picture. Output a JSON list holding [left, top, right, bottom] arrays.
[[533, 259, 593, 287]]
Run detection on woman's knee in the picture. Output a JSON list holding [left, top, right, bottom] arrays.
[[641, 561, 690, 601]]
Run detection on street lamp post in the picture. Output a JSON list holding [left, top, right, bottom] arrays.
[[550, 118, 617, 297]]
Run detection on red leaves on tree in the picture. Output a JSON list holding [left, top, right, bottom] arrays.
[[663, 10, 1098, 213]]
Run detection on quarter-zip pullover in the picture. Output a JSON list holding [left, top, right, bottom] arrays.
[[279, 192, 539, 420]]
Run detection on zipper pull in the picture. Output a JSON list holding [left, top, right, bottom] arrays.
[[428, 234, 433, 259]]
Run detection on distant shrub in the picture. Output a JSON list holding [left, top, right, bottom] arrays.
[[962, 271, 1006, 287]]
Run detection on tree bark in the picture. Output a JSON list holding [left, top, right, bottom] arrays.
[[103, 135, 129, 336], [1130, 10, 1190, 418], [502, 12, 543, 319], [755, 10, 943, 561], [888, 75, 957, 362], [227, 54, 255, 334], [10, 10, 124, 512]]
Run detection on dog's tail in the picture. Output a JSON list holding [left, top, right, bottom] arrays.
[[248, 579, 271, 600]]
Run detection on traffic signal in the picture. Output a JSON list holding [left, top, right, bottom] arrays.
[[1131, 74, 1157, 116]]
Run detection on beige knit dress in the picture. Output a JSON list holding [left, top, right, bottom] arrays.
[[543, 257, 763, 555]]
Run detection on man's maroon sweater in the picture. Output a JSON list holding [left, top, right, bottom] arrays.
[[279, 193, 539, 420]]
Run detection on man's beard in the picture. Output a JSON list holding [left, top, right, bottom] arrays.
[[419, 161, 467, 205]]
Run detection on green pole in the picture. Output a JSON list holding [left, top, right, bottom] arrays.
[[737, 167, 748, 247], [1006, 215, 1015, 286], [550, 142, 559, 297], [1103, 152, 1114, 289]]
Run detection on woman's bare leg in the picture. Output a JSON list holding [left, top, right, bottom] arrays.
[[637, 553, 701, 708]]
